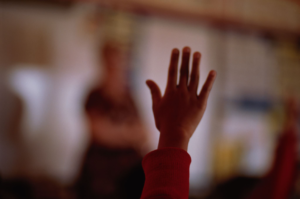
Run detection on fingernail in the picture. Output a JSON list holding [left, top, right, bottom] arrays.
[[183, 47, 190, 53], [210, 70, 217, 76], [172, 48, 179, 54], [194, 52, 201, 58]]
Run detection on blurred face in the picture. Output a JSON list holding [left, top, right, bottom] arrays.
[[101, 43, 129, 91], [102, 43, 127, 74]]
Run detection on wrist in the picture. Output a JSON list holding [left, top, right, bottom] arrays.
[[158, 131, 190, 151]]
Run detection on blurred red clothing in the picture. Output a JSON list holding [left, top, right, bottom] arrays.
[[141, 148, 191, 199], [247, 126, 298, 199]]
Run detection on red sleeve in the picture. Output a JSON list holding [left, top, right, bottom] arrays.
[[141, 147, 191, 199]]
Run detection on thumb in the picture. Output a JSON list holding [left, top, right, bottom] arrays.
[[146, 80, 162, 111]]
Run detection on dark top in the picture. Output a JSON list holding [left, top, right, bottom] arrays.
[[84, 88, 139, 124], [76, 143, 144, 199], [76, 87, 145, 199]]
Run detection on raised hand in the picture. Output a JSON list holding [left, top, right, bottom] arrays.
[[146, 47, 216, 151]]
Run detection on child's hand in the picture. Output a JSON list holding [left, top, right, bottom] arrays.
[[146, 47, 216, 151]]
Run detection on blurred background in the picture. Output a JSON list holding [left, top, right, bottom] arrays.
[[0, 0, 299, 198]]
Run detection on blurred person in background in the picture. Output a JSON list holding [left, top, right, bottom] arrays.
[[0, 69, 34, 199], [246, 98, 299, 199], [0, 4, 100, 198], [205, 98, 299, 199], [0, 70, 23, 178], [75, 41, 148, 199]]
